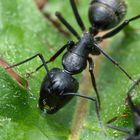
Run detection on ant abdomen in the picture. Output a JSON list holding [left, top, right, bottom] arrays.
[[88, 0, 127, 30], [39, 68, 79, 114]]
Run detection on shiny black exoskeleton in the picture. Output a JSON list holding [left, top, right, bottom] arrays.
[[62, 33, 95, 74], [39, 68, 79, 114], [89, 0, 127, 30], [107, 78, 140, 140]]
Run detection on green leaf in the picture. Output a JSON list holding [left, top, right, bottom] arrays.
[[0, 0, 140, 140]]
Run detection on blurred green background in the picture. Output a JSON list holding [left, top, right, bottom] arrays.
[[0, 0, 140, 139]]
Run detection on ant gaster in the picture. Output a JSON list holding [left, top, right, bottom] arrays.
[[107, 78, 140, 140], [6, 0, 140, 122]]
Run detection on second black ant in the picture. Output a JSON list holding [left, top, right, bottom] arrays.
[[107, 77, 140, 140]]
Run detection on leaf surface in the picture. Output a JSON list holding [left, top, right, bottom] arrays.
[[0, 0, 140, 140]]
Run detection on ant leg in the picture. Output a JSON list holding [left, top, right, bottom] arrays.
[[70, 0, 86, 31], [127, 94, 138, 113], [42, 12, 70, 37], [94, 43, 134, 82], [107, 124, 131, 134], [107, 114, 128, 124], [55, 12, 80, 40], [27, 41, 75, 76], [99, 14, 140, 40], [62, 92, 102, 127], [6, 53, 49, 73], [87, 57, 101, 109]]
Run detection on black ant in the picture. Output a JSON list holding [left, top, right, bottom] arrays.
[[6, 53, 102, 126], [6, 0, 140, 126], [107, 77, 140, 140], [27, 0, 140, 108]]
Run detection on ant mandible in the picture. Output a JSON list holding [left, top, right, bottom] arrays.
[[107, 77, 140, 140]]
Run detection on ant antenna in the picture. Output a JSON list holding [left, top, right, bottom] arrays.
[[94, 44, 134, 81], [63, 92, 102, 127], [5, 53, 51, 81]]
